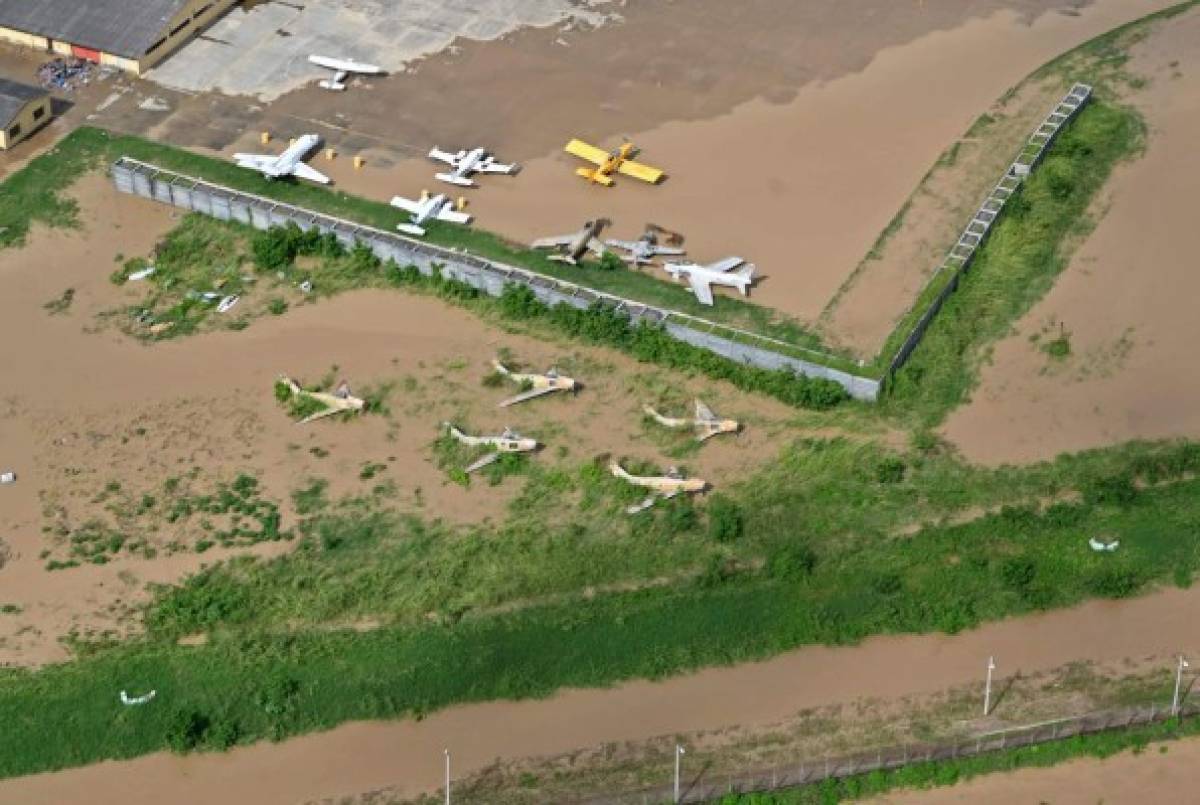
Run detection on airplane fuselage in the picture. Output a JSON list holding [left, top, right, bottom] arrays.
[[269, 135, 320, 177], [665, 265, 753, 294]]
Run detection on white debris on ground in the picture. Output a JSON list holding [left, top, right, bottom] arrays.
[[119, 690, 157, 706], [148, 0, 616, 100], [0, 471, 15, 485]]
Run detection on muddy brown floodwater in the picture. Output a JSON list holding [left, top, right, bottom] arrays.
[[943, 7, 1200, 464], [9, 582, 1200, 803], [207, 0, 1187, 324]]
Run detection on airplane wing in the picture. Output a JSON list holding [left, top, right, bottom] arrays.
[[687, 274, 715, 306], [499, 386, 556, 407], [586, 238, 607, 257], [296, 406, 343, 425], [464, 452, 501, 474], [478, 161, 516, 174], [564, 139, 609, 166], [532, 234, 574, 249], [437, 207, 472, 225], [707, 256, 745, 273], [390, 196, 422, 214], [694, 399, 716, 422], [605, 239, 640, 252], [428, 147, 459, 166], [653, 246, 686, 257], [234, 154, 275, 169], [291, 162, 331, 184], [617, 159, 665, 184]]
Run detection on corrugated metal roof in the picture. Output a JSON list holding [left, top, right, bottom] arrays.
[[0, 0, 192, 59], [0, 77, 47, 128]]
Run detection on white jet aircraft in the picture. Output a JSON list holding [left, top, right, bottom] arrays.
[[308, 55, 383, 91], [390, 192, 472, 237], [428, 147, 518, 188], [234, 134, 330, 184], [662, 257, 756, 307]]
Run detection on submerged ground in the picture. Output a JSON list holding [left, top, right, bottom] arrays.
[[1, 1, 1200, 803]]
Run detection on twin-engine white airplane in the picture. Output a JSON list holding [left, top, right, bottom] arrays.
[[390, 192, 471, 237], [428, 147, 518, 188], [308, 55, 383, 91], [234, 134, 330, 184], [663, 257, 756, 307]]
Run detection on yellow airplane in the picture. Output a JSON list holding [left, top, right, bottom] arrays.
[[564, 139, 664, 187]]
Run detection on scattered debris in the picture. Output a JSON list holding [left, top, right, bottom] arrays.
[[36, 57, 95, 91], [119, 689, 156, 706], [216, 295, 240, 313], [298, 280, 313, 294], [127, 266, 156, 281], [1089, 537, 1120, 553], [0, 471, 15, 485], [137, 97, 171, 112]]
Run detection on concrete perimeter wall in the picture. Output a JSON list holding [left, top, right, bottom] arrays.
[[110, 157, 881, 401]]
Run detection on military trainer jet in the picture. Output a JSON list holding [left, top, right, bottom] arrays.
[[492, 360, 578, 407], [609, 461, 707, 514], [531, 218, 610, 265], [444, 423, 539, 473], [643, 399, 740, 442]]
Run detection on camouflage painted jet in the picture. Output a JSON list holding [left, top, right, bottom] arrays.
[[278, 375, 365, 424], [609, 461, 707, 514], [643, 399, 740, 442], [444, 423, 539, 473], [492, 360, 578, 407]]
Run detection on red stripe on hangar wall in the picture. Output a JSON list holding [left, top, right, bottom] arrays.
[[70, 45, 101, 62]]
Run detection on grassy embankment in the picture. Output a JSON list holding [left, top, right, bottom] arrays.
[[0, 5, 1196, 788]]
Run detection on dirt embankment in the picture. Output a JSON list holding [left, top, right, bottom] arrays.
[[943, 8, 1200, 464]]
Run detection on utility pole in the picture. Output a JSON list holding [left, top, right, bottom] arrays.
[[1173, 655, 1190, 716], [983, 655, 996, 716], [674, 744, 686, 803], [444, 748, 451, 805]]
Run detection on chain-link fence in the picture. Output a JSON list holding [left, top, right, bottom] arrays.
[[581, 700, 1195, 804]]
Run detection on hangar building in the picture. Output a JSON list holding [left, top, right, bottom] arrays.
[[0, 0, 237, 75]]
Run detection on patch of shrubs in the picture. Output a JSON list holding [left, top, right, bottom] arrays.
[[251, 222, 345, 271]]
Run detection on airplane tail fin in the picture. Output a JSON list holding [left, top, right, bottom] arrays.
[[443, 422, 467, 442], [609, 462, 634, 481], [734, 264, 755, 293], [435, 172, 475, 188], [576, 167, 614, 186], [397, 223, 427, 237], [491, 360, 511, 376]]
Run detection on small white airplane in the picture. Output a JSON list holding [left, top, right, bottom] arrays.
[[662, 257, 756, 307], [308, 55, 383, 91], [390, 192, 472, 237], [234, 134, 330, 184], [428, 147, 518, 188], [605, 230, 686, 266]]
